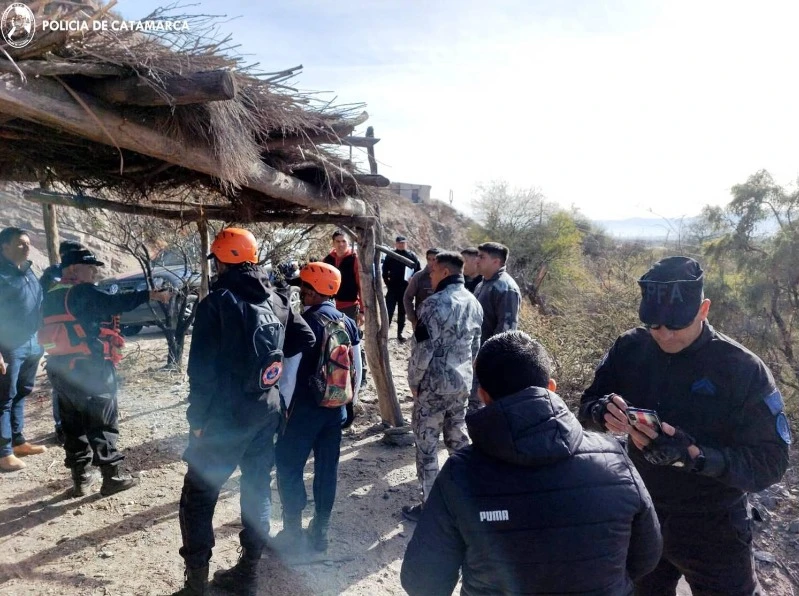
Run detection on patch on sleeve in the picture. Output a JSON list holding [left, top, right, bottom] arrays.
[[763, 389, 785, 416], [776, 413, 793, 445]]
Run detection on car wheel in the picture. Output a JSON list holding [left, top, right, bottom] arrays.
[[121, 325, 143, 337], [289, 286, 301, 315]]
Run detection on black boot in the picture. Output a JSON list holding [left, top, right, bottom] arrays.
[[307, 515, 330, 552], [212, 548, 260, 595], [71, 463, 99, 497], [100, 464, 138, 496], [270, 514, 304, 554], [171, 565, 208, 596]]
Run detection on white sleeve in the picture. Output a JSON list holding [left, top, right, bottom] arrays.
[[280, 353, 302, 410], [351, 344, 363, 405]]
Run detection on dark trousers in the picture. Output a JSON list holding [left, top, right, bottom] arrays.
[[275, 402, 342, 520], [179, 411, 281, 569], [46, 367, 61, 429], [0, 337, 43, 457], [50, 359, 123, 469], [385, 285, 407, 336], [635, 503, 761, 596]]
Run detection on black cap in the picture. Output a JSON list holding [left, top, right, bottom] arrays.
[[62, 248, 105, 268], [395, 235, 407, 242], [638, 256, 704, 328]]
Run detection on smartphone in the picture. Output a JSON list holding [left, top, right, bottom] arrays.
[[626, 407, 662, 433]]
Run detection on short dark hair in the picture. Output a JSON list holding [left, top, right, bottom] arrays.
[[435, 251, 463, 274], [0, 227, 29, 247], [478, 242, 509, 264], [475, 331, 552, 399], [332, 230, 345, 240], [58, 240, 84, 258], [460, 247, 478, 257], [425, 247, 441, 258]]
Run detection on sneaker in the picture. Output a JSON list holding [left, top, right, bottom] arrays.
[[13, 442, 47, 456], [401, 504, 423, 522], [0, 454, 26, 472], [306, 517, 329, 552], [55, 426, 65, 446], [397, 335, 407, 344]]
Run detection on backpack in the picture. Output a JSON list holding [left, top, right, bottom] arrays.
[[230, 292, 286, 397], [309, 311, 357, 408]]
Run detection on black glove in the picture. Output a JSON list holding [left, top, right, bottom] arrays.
[[642, 427, 696, 468], [590, 395, 614, 429]]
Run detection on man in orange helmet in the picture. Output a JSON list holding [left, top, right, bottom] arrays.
[[173, 228, 314, 596], [274, 261, 362, 555]]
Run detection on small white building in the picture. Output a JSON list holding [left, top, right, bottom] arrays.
[[388, 182, 431, 204]]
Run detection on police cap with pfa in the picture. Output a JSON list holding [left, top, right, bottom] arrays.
[[61, 249, 105, 268], [638, 256, 704, 329]]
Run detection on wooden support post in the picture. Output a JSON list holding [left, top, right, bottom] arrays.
[[358, 221, 404, 427], [197, 217, 210, 301], [39, 181, 60, 265], [366, 126, 378, 175]]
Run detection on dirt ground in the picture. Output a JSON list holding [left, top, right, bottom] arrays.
[[1, 327, 798, 595]]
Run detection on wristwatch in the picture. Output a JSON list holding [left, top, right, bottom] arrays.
[[689, 447, 706, 473]]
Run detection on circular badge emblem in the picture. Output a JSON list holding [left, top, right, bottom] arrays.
[[1, 3, 35, 49], [262, 361, 283, 387], [776, 413, 792, 445]]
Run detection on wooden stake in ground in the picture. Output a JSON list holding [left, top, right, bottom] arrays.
[[357, 222, 404, 427], [39, 182, 60, 266]]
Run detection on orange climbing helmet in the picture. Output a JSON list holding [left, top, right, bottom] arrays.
[[300, 262, 341, 296], [209, 228, 258, 264]]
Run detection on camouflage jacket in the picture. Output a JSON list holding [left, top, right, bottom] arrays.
[[474, 267, 521, 344], [408, 275, 483, 396]]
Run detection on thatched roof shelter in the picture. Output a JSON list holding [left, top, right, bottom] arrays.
[[0, 0, 386, 221]]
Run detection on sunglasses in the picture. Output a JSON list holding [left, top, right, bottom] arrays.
[[645, 322, 691, 332]]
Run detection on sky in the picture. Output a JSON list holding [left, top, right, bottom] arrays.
[[120, 0, 799, 220]]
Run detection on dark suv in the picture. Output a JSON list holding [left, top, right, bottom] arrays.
[[98, 251, 201, 336]]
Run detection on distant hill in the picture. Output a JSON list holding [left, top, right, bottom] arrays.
[[0, 185, 138, 276], [377, 191, 475, 252], [593, 217, 700, 240]]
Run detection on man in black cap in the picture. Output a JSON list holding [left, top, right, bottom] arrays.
[[381, 235, 420, 342], [39, 248, 172, 497], [579, 256, 790, 596]]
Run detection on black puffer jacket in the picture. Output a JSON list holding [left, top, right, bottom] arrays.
[[401, 387, 662, 596]]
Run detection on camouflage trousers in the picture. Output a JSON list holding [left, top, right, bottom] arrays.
[[412, 390, 470, 501]]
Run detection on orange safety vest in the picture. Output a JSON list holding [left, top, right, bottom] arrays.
[[38, 283, 125, 367]]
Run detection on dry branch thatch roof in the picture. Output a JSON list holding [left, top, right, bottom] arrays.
[[0, 0, 379, 219]]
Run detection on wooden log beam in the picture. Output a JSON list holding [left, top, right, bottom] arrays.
[[377, 244, 415, 267], [0, 59, 126, 78], [366, 126, 378, 175], [0, 74, 366, 216], [341, 136, 380, 148], [23, 189, 377, 227], [359, 220, 404, 427], [354, 174, 389, 187], [85, 70, 238, 106], [264, 112, 370, 150]]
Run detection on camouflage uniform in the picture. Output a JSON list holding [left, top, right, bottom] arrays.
[[408, 275, 482, 500], [469, 267, 522, 410]]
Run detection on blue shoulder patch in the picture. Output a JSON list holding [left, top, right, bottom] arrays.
[[763, 390, 785, 416], [691, 378, 717, 396], [776, 413, 792, 445]]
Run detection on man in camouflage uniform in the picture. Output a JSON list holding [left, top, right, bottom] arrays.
[[469, 242, 521, 411], [402, 251, 483, 523]]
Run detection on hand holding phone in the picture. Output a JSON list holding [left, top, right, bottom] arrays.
[[626, 407, 662, 434]]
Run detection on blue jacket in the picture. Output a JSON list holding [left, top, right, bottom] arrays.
[[0, 255, 42, 351]]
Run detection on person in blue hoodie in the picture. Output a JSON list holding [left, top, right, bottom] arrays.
[[402, 331, 662, 596], [0, 227, 47, 472]]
